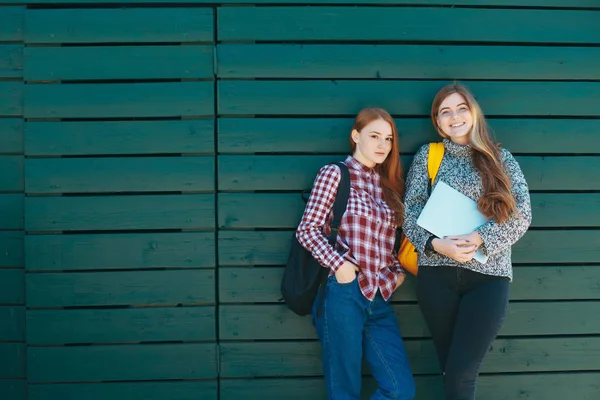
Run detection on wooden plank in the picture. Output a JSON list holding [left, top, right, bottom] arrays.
[[220, 372, 600, 400], [26, 194, 214, 231], [27, 306, 215, 344], [218, 155, 600, 191], [25, 120, 214, 156], [219, 302, 600, 340], [0, 269, 24, 304], [219, 81, 600, 116], [0, 156, 23, 192], [0, 119, 23, 155], [219, 7, 599, 43], [0, 82, 22, 117], [0, 343, 25, 379], [0, 7, 23, 41], [25, 82, 214, 118], [24, 45, 213, 81], [0, 380, 25, 400], [28, 381, 217, 400], [219, 230, 600, 266], [27, 270, 215, 308], [25, 156, 214, 194], [219, 44, 600, 80], [27, 343, 217, 383], [0, 194, 22, 230], [0, 45, 22, 78], [219, 265, 600, 304], [0, 307, 24, 341], [219, 193, 600, 229], [25, 8, 213, 43], [218, 117, 600, 154], [25, 232, 215, 271], [0, 232, 23, 267]]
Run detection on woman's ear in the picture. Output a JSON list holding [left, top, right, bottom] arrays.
[[351, 129, 360, 143]]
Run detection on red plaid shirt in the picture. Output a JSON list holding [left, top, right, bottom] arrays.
[[296, 156, 403, 301]]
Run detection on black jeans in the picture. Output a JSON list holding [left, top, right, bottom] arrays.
[[417, 266, 510, 400]]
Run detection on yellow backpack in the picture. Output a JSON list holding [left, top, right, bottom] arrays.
[[398, 142, 445, 275]]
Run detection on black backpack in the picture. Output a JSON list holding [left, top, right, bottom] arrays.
[[281, 162, 351, 316]]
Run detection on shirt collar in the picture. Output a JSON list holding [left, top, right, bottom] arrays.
[[443, 138, 472, 158], [345, 155, 377, 176]]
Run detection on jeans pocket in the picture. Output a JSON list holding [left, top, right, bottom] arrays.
[[333, 274, 357, 286]]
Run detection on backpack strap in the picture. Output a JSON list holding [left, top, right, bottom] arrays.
[[427, 142, 445, 185], [328, 161, 351, 245]]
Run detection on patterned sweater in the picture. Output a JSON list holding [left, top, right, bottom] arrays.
[[403, 139, 532, 280]]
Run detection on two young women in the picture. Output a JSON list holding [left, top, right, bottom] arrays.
[[296, 83, 532, 400]]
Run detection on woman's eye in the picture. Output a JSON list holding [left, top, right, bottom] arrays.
[[386, 138, 393, 142]]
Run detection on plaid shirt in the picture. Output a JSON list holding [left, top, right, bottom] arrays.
[[296, 156, 402, 301]]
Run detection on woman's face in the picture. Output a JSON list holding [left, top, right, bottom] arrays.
[[352, 118, 393, 168], [436, 93, 473, 145]]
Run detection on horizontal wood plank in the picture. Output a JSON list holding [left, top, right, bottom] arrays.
[[219, 265, 600, 303], [25, 120, 214, 156], [26, 232, 215, 271], [0, 306, 24, 341], [0, 232, 23, 268], [26, 156, 214, 193], [25, 8, 213, 43], [28, 381, 217, 400], [219, 81, 600, 117], [218, 117, 600, 154], [0, 82, 22, 117], [26, 194, 214, 231], [219, 7, 599, 43], [218, 230, 600, 265], [0, 45, 22, 78], [27, 270, 215, 308], [219, 44, 600, 79], [25, 82, 214, 119], [0, 343, 25, 379], [0, 7, 23, 41], [0, 119, 23, 155], [27, 343, 217, 383], [0, 269, 24, 304], [218, 155, 600, 191], [0, 156, 23, 192], [27, 306, 215, 344], [0, 380, 25, 400], [0, 194, 22, 230]]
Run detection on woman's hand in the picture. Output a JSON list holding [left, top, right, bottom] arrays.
[[394, 272, 406, 291], [432, 236, 478, 263], [335, 261, 359, 284]]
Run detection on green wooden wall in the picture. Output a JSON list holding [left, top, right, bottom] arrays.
[[0, 1, 599, 399]]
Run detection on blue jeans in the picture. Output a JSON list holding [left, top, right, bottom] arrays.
[[312, 276, 415, 400], [417, 266, 510, 400]]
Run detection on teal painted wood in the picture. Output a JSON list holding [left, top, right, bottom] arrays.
[[218, 193, 600, 228], [0, 269, 24, 304], [0, 380, 25, 400], [0, 7, 23, 41], [25, 120, 214, 156], [220, 372, 600, 400], [219, 7, 600, 43], [0, 343, 25, 378], [27, 307, 216, 344], [0, 119, 23, 155], [0, 307, 24, 341], [25, 82, 214, 118], [219, 230, 600, 265], [219, 117, 600, 154], [25, 194, 215, 231], [24, 45, 213, 81], [219, 266, 600, 303], [25, 8, 213, 43], [0, 45, 22, 78], [26, 270, 215, 307], [28, 381, 218, 400], [25, 232, 215, 271], [218, 155, 600, 191], [25, 156, 214, 193], [219, 44, 600, 80], [0, 232, 23, 267], [0, 82, 22, 116], [0, 156, 23, 192], [0, 194, 22, 229], [219, 81, 600, 116], [27, 343, 217, 382]]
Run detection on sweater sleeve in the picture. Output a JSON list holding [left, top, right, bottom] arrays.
[[295, 164, 346, 272], [402, 145, 433, 253], [476, 149, 532, 256]]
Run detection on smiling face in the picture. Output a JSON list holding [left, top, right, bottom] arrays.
[[351, 118, 393, 168], [436, 93, 473, 145]]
